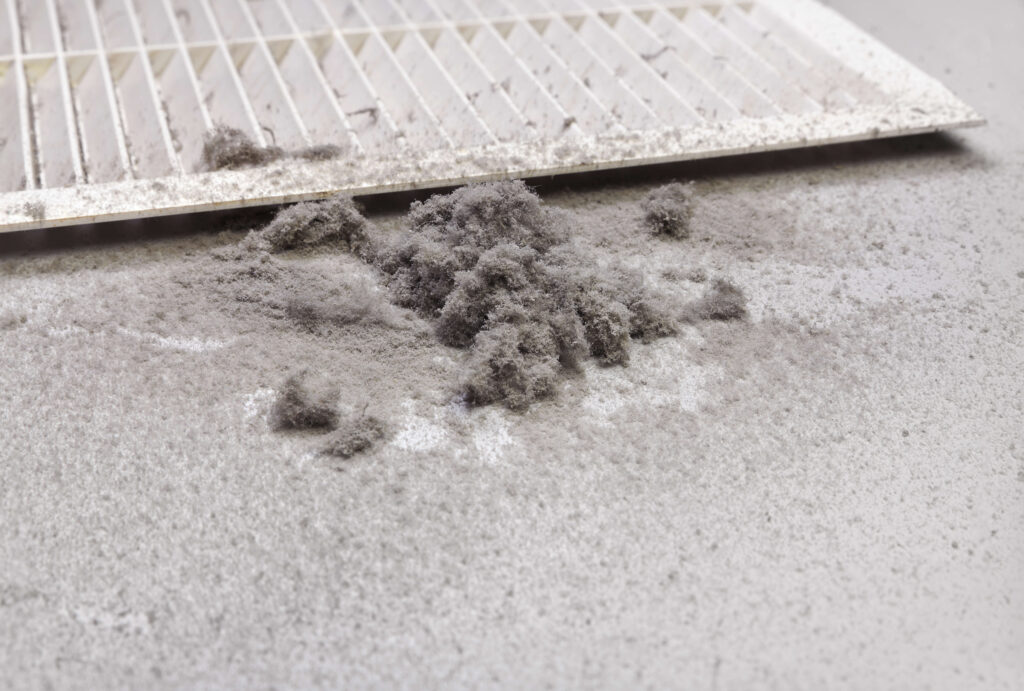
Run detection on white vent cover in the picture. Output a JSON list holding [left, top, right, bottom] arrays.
[[0, 0, 982, 233]]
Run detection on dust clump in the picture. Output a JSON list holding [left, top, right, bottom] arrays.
[[242, 195, 368, 254], [268, 373, 339, 431], [295, 145, 344, 162], [284, 276, 407, 334], [23, 202, 46, 221], [374, 180, 562, 316], [374, 180, 677, 410], [205, 251, 411, 334], [0, 311, 27, 331], [681, 279, 748, 323], [201, 126, 345, 171], [199, 195, 413, 334], [201, 125, 284, 171], [641, 182, 695, 238], [322, 412, 387, 458], [687, 268, 708, 283]]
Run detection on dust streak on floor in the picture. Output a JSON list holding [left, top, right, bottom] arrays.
[[2, 0, 1024, 687]]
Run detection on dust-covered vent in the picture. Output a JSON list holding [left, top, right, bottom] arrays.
[[0, 0, 982, 232]]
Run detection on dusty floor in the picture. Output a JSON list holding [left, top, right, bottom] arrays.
[[2, 0, 1023, 688]]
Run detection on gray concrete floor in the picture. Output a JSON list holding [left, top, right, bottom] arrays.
[[1, 0, 1022, 689]]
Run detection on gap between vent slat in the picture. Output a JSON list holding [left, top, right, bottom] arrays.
[[462, 22, 583, 139], [557, 7, 705, 125], [345, 0, 455, 151], [268, 0, 364, 156], [354, 0, 405, 29], [155, 0, 215, 172], [413, 0, 531, 141], [610, 2, 782, 117], [533, 15, 663, 129], [429, 0, 480, 22], [17, 0, 54, 52], [305, 0, 404, 156], [354, 32, 452, 149], [497, 13, 622, 135], [429, 26, 534, 142], [64, 51, 133, 183], [648, 7, 779, 118], [427, 0, 584, 139], [101, 0, 180, 177], [53, 0, 129, 183], [717, 4, 856, 110], [1, 0, 35, 191], [16, 0, 75, 189], [0, 58, 29, 191], [380, 0, 499, 148], [391, 0, 441, 24], [683, 7, 820, 114], [605, 8, 740, 122], [76, 0, 134, 181], [0, 0, 11, 56], [192, 0, 270, 147], [39, 0, 85, 186], [746, 3, 884, 104], [225, 0, 310, 149], [391, 31, 499, 148], [314, 0, 369, 30]]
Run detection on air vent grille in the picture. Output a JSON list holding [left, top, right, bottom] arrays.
[[0, 0, 982, 232]]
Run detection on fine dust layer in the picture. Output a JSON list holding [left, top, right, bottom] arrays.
[[2, 3, 1024, 682]]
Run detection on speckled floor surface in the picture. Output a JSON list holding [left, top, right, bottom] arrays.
[[1, 1, 1022, 688]]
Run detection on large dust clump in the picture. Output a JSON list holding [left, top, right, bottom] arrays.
[[206, 181, 747, 457], [641, 182, 695, 238], [373, 180, 677, 410]]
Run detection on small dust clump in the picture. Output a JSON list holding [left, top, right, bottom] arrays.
[[681, 279, 748, 323], [201, 125, 284, 171], [641, 182, 695, 238], [687, 268, 708, 283], [0, 311, 27, 330], [268, 373, 339, 431], [322, 412, 387, 459], [295, 145, 344, 162], [201, 126, 345, 171], [23, 202, 46, 222], [374, 180, 677, 410], [242, 195, 369, 254]]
